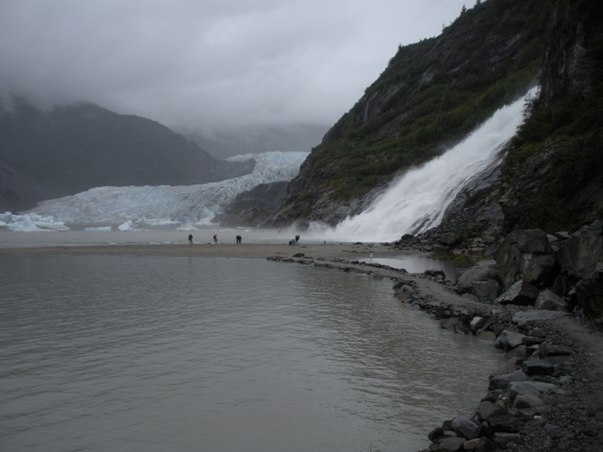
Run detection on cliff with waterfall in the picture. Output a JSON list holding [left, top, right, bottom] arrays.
[[266, 0, 602, 243]]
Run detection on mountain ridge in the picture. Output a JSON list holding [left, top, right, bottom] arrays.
[[0, 98, 254, 212]]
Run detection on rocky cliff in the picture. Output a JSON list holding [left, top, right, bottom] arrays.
[[0, 99, 253, 212], [272, 0, 549, 226], [270, 0, 602, 239]]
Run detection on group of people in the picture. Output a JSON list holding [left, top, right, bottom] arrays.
[[187, 233, 301, 245], [187, 233, 242, 245]]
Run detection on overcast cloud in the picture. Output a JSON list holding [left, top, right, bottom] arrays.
[[0, 0, 468, 135]]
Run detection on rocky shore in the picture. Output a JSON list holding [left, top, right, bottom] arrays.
[[268, 222, 603, 452]]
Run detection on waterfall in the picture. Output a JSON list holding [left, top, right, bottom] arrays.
[[308, 87, 538, 243]]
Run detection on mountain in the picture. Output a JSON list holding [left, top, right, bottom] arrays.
[[271, 0, 602, 237], [0, 99, 254, 212]]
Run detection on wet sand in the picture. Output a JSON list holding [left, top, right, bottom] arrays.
[[0, 242, 408, 260]]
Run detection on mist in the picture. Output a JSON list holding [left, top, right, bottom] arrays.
[[0, 0, 468, 154]]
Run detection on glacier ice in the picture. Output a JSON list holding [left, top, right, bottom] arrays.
[[2, 151, 307, 231]]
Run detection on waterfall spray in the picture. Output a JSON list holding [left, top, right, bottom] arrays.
[[308, 87, 538, 243]]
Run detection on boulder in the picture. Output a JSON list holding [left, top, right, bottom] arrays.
[[451, 416, 480, 439], [456, 266, 500, 294], [535, 289, 568, 311], [470, 316, 485, 333], [557, 222, 603, 278], [476, 401, 505, 422], [489, 369, 528, 390], [493, 229, 553, 289], [512, 309, 567, 326], [520, 358, 557, 376], [396, 284, 417, 301], [490, 357, 520, 378], [471, 280, 500, 303], [425, 268, 447, 281], [496, 280, 539, 305], [513, 393, 544, 409], [494, 330, 526, 350], [508, 381, 557, 398], [538, 343, 573, 357]]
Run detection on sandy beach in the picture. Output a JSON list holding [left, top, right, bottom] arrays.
[[0, 242, 408, 260]]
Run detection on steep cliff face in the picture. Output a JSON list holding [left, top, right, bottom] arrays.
[[498, 0, 603, 232], [433, 0, 603, 242], [272, 0, 549, 225], [0, 99, 254, 212]]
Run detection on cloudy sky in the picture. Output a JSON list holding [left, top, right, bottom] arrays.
[[1, 0, 468, 136]]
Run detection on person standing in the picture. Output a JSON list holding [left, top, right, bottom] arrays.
[[213, 234, 218, 245], [188, 233, 193, 244]]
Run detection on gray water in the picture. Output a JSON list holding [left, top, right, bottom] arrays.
[[0, 255, 503, 452]]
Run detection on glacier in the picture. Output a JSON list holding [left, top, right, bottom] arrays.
[[1, 151, 307, 231]]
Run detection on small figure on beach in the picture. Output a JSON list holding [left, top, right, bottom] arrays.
[[188, 233, 193, 244], [236, 235, 242, 244], [213, 234, 218, 245], [295, 235, 300, 245]]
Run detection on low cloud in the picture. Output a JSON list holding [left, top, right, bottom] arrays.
[[0, 0, 467, 134]]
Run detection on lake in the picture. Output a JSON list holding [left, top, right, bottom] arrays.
[[0, 254, 503, 452]]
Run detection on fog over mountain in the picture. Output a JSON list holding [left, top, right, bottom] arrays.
[[0, 0, 467, 155]]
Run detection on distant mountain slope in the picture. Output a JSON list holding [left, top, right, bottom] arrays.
[[0, 99, 253, 211], [272, 0, 549, 225]]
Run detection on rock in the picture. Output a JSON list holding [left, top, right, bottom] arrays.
[[538, 343, 573, 357], [451, 416, 480, 439], [476, 401, 505, 421], [505, 344, 529, 359], [557, 223, 603, 278], [490, 357, 520, 378], [493, 229, 553, 289], [470, 316, 485, 332], [456, 266, 500, 294], [425, 268, 446, 281], [463, 438, 481, 450], [535, 289, 568, 311], [508, 381, 557, 398], [512, 309, 567, 326], [494, 330, 527, 350], [520, 358, 557, 376], [513, 393, 544, 409], [471, 280, 500, 303], [489, 369, 528, 390], [496, 280, 539, 305], [396, 284, 416, 301]]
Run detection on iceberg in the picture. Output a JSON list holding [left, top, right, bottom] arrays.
[[0, 211, 69, 232]]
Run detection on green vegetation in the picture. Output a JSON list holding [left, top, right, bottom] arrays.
[[282, 0, 549, 219], [500, 0, 603, 232]]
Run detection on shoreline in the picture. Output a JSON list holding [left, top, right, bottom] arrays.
[[0, 242, 407, 259], [2, 243, 602, 450]]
